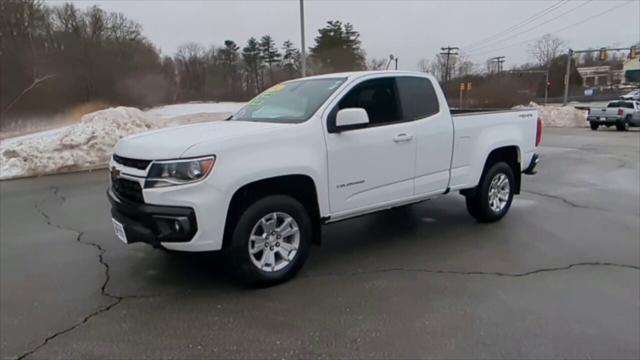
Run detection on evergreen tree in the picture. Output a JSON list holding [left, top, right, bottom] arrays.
[[545, 55, 582, 97], [282, 40, 301, 79], [309, 20, 366, 72], [218, 40, 240, 98], [242, 37, 261, 94], [259, 34, 281, 85]]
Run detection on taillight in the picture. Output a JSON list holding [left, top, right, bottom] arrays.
[[618, 108, 624, 116], [587, 108, 591, 115], [536, 117, 543, 147]]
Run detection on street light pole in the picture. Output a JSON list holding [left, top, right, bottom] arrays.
[[299, 0, 307, 77], [563, 49, 573, 106], [544, 69, 549, 106]]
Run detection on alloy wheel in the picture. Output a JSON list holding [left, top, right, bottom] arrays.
[[248, 212, 300, 272]]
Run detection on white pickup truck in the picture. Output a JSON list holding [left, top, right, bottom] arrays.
[[108, 71, 541, 285], [587, 100, 640, 131]]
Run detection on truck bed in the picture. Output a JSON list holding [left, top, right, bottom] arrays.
[[447, 108, 539, 191]]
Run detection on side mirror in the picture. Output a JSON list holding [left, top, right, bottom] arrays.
[[335, 108, 369, 131]]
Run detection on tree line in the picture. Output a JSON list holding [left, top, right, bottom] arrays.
[[1, 0, 367, 121]]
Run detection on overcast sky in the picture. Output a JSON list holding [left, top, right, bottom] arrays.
[[50, 0, 639, 70]]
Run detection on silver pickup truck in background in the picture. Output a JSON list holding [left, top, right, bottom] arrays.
[[587, 100, 640, 131]]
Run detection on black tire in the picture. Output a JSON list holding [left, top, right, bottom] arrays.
[[616, 118, 630, 131], [227, 195, 311, 286], [465, 162, 515, 223], [590, 122, 599, 130]]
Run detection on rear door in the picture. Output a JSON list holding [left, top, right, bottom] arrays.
[[325, 76, 417, 214], [395, 76, 453, 196]]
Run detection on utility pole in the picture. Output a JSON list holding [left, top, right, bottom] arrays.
[[299, 0, 306, 77], [489, 56, 505, 75], [440, 46, 459, 83], [562, 49, 573, 106], [497, 56, 505, 75]]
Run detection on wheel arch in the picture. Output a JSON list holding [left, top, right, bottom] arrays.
[[223, 174, 322, 249], [463, 145, 521, 196]]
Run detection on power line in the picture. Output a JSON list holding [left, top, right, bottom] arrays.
[[463, 0, 569, 51], [466, 0, 635, 57], [463, 0, 568, 50], [467, 0, 593, 54]]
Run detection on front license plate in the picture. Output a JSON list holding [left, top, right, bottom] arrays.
[[112, 219, 127, 243]]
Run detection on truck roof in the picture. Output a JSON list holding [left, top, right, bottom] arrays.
[[298, 70, 430, 81]]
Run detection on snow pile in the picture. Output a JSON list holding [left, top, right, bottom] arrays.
[[1, 102, 242, 180], [1, 107, 160, 179], [514, 102, 588, 128]]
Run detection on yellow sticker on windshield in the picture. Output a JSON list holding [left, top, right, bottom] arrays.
[[266, 83, 286, 92]]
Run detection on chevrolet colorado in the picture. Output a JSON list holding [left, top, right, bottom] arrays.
[[108, 71, 541, 285]]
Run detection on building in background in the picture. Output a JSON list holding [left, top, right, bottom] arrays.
[[623, 57, 640, 84], [576, 66, 623, 88]]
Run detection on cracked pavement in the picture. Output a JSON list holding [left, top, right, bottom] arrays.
[[1, 128, 639, 359]]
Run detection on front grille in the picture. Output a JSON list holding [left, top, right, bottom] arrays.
[[113, 154, 152, 170], [112, 178, 144, 203]]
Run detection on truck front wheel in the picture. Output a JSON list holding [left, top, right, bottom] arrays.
[[465, 162, 515, 223], [228, 195, 311, 286]]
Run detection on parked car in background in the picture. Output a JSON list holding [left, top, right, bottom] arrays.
[[587, 100, 640, 131], [108, 71, 541, 285], [620, 89, 640, 101]]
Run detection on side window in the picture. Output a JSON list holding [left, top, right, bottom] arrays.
[[338, 77, 402, 126], [396, 76, 440, 120]]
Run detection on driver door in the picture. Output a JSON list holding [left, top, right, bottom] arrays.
[[325, 76, 417, 215]]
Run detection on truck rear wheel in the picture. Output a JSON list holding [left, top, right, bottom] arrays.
[[616, 118, 630, 131], [465, 162, 515, 223], [590, 122, 599, 130], [228, 195, 311, 286]]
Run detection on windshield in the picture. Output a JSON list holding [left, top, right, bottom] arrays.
[[230, 78, 346, 123]]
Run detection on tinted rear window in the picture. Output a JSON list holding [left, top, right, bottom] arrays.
[[607, 102, 633, 109], [396, 77, 440, 120]]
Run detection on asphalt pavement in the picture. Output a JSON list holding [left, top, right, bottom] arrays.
[[1, 128, 639, 359]]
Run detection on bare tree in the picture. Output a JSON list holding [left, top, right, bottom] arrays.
[[429, 54, 457, 83], [529, 34, 565, 68], [1, 74, 57, 115], [367, 57, 386, 70], [456, 55, 474, 77], [581, 49, 596, 66], [417, 58, 430, 73]]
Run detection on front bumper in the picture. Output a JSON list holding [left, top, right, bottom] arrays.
[[108, 188, 198, 247]]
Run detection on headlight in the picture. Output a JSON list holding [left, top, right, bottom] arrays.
[[145, 156, 215, 188]]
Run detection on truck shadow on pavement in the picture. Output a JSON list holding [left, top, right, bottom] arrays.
[[118, 196, 489, 293]]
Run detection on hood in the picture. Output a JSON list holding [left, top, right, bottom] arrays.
[[114, 121, 283, 160]]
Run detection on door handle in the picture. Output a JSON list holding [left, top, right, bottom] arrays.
[[393, 133, 414, 143]]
